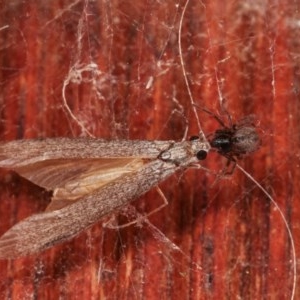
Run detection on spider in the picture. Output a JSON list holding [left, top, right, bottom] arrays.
[[204, 108, 261, 173]]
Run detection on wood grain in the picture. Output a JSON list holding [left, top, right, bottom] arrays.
[[0, 0, 299, 299]]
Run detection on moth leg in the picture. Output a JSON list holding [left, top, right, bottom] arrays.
[[208, 158, 237, 187], [106, 187, 168, 229], [149, 186, 169, 214]]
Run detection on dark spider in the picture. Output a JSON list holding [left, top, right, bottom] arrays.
[[204, 108, 261, 173]]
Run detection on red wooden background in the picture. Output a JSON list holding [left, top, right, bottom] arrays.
[[0, 0, 299, 299]]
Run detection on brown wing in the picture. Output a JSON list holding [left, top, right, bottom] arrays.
[[13, 158, 145, 211]]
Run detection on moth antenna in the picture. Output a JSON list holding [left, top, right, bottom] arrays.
[[178, 0, 204, 137], [236, 164, 296, 300]]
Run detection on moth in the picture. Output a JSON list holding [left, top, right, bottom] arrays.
[[0, 136, 210, 258]]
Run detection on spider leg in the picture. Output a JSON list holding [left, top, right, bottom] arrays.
[[202, 107, 227, 128], [219, 98, 233, 128], [221, 155, 237, 176]]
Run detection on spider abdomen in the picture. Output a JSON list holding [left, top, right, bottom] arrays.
[[232, 126, 261, 153]]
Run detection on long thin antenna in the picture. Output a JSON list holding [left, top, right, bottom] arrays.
[[178, 0, 203, 134], [237, 164, 296, 300]]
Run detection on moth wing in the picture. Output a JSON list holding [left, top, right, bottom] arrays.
[[13, 158, 145, 211]]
